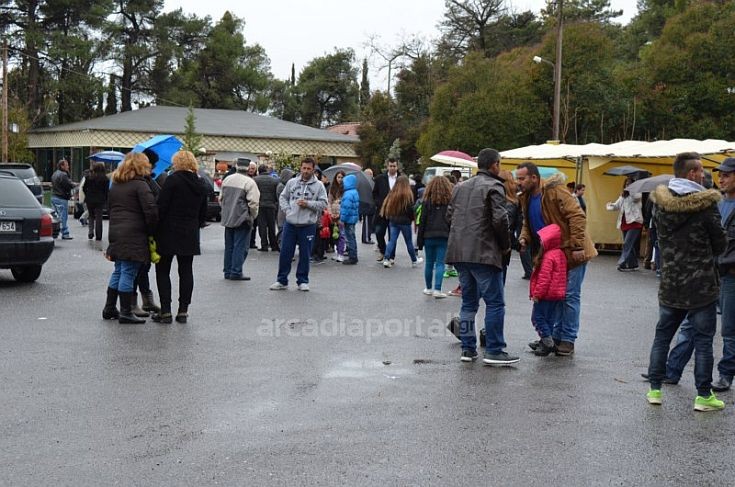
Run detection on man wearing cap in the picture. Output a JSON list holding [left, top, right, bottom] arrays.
[[51, 158, 76, 240], [712, 158, 735, 391], [219, 159, 260, 281]]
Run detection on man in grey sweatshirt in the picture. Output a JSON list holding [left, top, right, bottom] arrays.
[[269, 157, 328, 292]]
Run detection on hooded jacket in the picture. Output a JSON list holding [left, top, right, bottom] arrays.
[[279, 174, 328, 226], [107, 178, 158, 263], [445, 170, 510, 269], [220, 172, 260, 228], [530, 224, 567, 301], [155, 170, 207, 256], [607, 192, 643, 229], [519, 173, 597, 269], [651, 182, 726, 309], [340, 174, 360, 224]]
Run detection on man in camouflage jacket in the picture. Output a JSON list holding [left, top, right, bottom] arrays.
[[646, 152, 727, 411]]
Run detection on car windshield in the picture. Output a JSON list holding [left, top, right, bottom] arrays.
[[0, 177, 39, 208], [0, 165, 35, 180]]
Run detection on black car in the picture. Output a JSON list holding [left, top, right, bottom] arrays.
[[0, 172, 55, 282], [0, 163, 44, 204], [198, 170, 221, 222]]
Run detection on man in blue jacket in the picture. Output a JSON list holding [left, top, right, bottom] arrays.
[[340, 174, 360, 264]]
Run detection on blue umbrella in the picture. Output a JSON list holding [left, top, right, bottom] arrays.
[[512, 166, 561, 178], [89, 150, 125, 165], [132, 135, 183, 178]]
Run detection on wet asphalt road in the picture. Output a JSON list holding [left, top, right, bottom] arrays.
[[1, 222, 734, 486]]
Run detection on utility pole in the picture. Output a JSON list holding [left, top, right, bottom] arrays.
[[552, 0, 564, 142], [2, 38, 8, 162]]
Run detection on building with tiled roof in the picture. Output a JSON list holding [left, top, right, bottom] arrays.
[[28, 106, 359, 180]]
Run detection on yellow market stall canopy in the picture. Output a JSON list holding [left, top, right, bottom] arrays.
[[500, 139, 735, 246]]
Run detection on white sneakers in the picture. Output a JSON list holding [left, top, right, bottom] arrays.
[[383, 259, 394, 268], [270, 282, 310, 291], [423, 288, 433, 295], [411, 257, 424, 268], [433, 290, 447, 299]]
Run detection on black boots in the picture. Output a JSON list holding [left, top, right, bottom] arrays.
[[140, 290, 160, 314], [175, 304, 188, 324], [151, 302, 172, 324], [119, 292, 146, 324], [102, 287, 120, 320]]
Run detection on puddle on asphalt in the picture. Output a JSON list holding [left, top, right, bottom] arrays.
[[323, 360, 414, 379]]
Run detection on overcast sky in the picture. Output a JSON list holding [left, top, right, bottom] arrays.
[[164, 0, 639, 90]]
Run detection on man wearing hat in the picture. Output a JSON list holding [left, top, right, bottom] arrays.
[[712, 157, 735, 391], [219, 159, 260, 281]]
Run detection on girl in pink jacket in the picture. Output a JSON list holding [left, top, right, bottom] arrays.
[[529, 223, 567, 356]]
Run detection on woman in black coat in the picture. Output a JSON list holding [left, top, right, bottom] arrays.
[[82, 162, 110, 241], [152, 150, 207, 324], [104, 153, 158, 324]]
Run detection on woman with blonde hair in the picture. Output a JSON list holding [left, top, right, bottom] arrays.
[[151, 150, 207, 324], [103, 152, 158, 324], [381, 175, 421, 268], [417, 175, 452, 297]]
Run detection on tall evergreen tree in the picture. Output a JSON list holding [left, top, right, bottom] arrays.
[[182, 105, 203, 154], [105, 74, 118, 115], [359, 58, 370, 111]]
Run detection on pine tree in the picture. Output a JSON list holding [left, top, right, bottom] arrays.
[[360, 58, 370, 110], [182, 105, 203, 154], [104, 74, 118, 116], [291, 63, 296, 86]]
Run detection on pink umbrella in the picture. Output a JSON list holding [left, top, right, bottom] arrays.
[[430, 150, 477, 168]]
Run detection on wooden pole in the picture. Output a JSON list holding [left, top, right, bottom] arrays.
[[553, 0, 564, 142], [2, 39, 8, 162]]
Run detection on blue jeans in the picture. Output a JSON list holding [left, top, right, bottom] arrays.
[[277, 222, 316, 285], [618, 228, 641, 268], [51, 196, 70, 237], [648, 303, 716, 396], [108, 260, 143, 293], [553, 263, 587, 343], [718, 274, 735, 379], [385, 223, 417, 262], [343, 223, 357, 261], [455, 263, 506, 354], [423, 237, 447, 290], [532, 300, 561, 338], [665, 318, 693, 380], [223, 224, 252, 278]]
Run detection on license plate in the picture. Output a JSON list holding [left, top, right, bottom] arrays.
[[0, 221, 16, 232]]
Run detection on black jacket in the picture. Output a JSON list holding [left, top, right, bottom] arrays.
[[155, 170, 207, 256], [107, 178, 158, 263], [254, 174, 279, 209], [417, 200, 450, 249], [82, 174, 110, 206], [372, 172, 399, 217], [51, 169, 74, 200]]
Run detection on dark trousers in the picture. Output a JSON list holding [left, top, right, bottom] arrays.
[[258, 208, 278, 250], [86, 203, 104, 240], [134, 262, 153, 294], [250, 217, 259, 247], [361, 214, 374, 243], [647, 303, 716, 396], [374, 215, 388, 254], [277, 222, 316, 285], [156, 254, 194, 311]]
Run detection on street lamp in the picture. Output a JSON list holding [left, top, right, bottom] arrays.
[[533, 0, 564, 143]]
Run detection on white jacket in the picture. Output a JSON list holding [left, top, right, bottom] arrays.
[[606, 193, 643, 229]]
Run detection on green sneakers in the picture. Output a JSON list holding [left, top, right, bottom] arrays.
[[647, 389, 663, 405], [694, 393, 725, 412]]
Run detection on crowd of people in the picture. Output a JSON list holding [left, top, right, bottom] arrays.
[[71, 145, 735, 414]]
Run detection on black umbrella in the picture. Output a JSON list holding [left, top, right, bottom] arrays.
[[604, 165, 651, 179], [323, 164, 374, 205]]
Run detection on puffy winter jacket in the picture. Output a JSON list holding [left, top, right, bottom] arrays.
[[530, 223, 567, 301], [340, 174, 360, 224]]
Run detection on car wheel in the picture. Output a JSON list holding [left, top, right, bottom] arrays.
[[11, 265, 42, 283]]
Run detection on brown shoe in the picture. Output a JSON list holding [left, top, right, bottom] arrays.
[[555, 341, 575, 356]]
